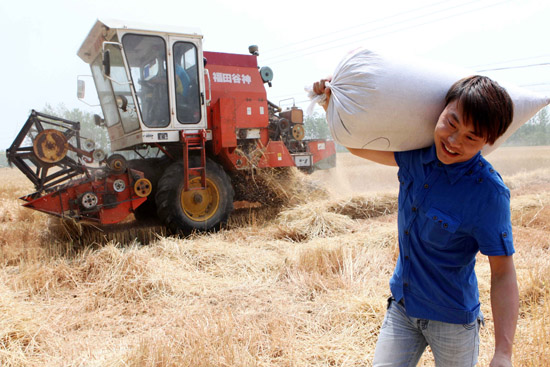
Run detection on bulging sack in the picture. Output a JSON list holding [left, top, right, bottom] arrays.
[[314, 48, 549, 155]]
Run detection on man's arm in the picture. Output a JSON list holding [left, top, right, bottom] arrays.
[[488, 255, 519, 367], [347, 148, 397, 166], [312, 79, 398, 167]]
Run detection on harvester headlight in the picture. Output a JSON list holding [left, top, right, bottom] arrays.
[[260, 66, 273, 84]]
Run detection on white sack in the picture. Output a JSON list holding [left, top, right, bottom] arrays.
[[315, 48, 550, 155]]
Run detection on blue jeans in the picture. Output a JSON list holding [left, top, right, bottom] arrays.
[[373, 298, 483, 367]]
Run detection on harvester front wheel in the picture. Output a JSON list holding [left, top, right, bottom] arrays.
[[155, 158, 234, 234]]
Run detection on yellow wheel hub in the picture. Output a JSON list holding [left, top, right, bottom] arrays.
[[180, 177, 220, 222], [33, 129, 68, 163], [292, 124, 305, 141], [134, 178, 152, 197]]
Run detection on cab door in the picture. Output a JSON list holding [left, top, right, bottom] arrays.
[[168, 36, 207, 130]]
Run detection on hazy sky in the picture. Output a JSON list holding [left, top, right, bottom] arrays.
[[1, 0, 549, 149]]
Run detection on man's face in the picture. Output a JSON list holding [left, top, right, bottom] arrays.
[[434, 100, 487, 165]]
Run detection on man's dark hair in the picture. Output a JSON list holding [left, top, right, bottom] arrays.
[[445, 75, 514, 145]]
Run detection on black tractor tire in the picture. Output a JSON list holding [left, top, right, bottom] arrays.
[[128, 157, 171, 224], [155, 157, 234, 234]]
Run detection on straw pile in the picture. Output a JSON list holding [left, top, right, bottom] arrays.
[[232, 167, 328, 208], [327, 193, 398, 219], [276, 202, 356, 241]]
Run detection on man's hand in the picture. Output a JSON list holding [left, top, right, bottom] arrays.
[[490, 351, 513, 367], [312, 78, 332, 111], [489, 255, 518, 367]]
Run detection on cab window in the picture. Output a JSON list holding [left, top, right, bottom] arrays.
[[122, 34, 170, 128], [173, 42, 201, 124]]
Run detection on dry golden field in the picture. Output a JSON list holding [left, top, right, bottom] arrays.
[[0, 146, 549, 366]]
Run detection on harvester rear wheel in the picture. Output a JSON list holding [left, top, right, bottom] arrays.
[[155, 158, 234, 234]]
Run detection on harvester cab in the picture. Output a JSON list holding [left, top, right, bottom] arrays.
[[77, 19, 207, 151], [7, 19, 336, 235]]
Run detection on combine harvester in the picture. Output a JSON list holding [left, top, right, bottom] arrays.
[[7, 19, 336, 237]]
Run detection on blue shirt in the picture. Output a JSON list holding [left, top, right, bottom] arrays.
[[175, 64, 191, 96], [392, 145, 514, 324]]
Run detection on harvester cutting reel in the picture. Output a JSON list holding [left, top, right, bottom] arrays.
[[6, 110, 152, 224], [7, 110, 106, 192]]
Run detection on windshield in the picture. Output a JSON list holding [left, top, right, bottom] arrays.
[[91, 56, 120, 128], [91, 38, 140, 133], [122, 34, 170, 128]]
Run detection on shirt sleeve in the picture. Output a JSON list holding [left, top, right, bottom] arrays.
[[472, 190, 515, 256], [395, 150, 414, 169]]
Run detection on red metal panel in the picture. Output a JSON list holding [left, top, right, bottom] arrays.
[[259, 141, 295, 168], [211, 98, 237, 156], [307, 140, 336, 163], [205, 60, 268, 129], [22, 171, 148, 225], [204, 51, 258, 68]]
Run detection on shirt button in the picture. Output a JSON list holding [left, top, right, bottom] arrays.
[[443, 223, 449, 229], [405, 256, 410, 260], [404, 283, 409, 287], [437, 162, 443, 167], [404, 230, 409, 235], [502, 232, 508, 238], [424, 184, 429, 189], [412, 207, 417, 212], [432, 216, 437, 220]]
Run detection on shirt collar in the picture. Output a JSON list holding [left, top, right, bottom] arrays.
[[422, 144, 482, 185]]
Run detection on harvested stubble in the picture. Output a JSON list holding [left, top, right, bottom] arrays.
[[282, 230, 396, 295], [0, 284, 44, 365], [503, 167, 550, 191], [510, 192, 550, 230], [0, 147, 550, 366], [48, 218, 169, 247], [16, 243, 174, 302], [117, 307, 296, 367]]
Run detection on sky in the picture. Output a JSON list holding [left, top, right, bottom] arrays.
[[1, 0, 549, 150]]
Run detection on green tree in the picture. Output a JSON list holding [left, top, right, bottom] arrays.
[[504, 106, 550, 146], [303, 113, 349, 152], [303, 112, 330, 140], [42, 103, 111, 152], [0, 151, 7, 167]]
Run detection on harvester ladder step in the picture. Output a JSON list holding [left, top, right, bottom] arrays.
[[181, 130, 207, 191]]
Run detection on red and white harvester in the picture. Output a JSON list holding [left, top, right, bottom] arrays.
[[7, 19, 335, 233]]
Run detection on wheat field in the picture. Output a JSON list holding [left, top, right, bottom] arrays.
[[0, 146, 549, 366]]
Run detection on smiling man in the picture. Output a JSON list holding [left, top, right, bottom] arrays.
[[313, 75, 519, 367]]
